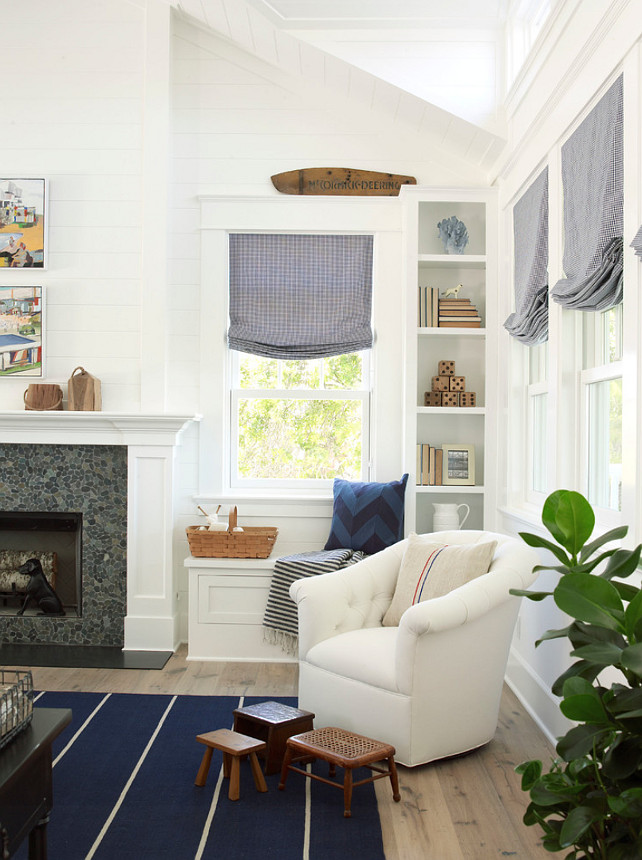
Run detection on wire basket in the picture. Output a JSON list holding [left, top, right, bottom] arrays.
[[0, 669, 34, 751]]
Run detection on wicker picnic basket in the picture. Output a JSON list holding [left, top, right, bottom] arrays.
[[186, 507, 278, 559]]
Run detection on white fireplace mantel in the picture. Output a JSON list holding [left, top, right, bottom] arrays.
[[1, 411, 201, 653], [0, 411, 199, 447]]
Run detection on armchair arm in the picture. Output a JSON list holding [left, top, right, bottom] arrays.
[[290, 540, 407, 658], [395, 562, 538, 694]]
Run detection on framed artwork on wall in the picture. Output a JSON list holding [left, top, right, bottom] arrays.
[[0, 286, 44, 377], [0, 179, 46, 268], [441, 443, 476, 486]]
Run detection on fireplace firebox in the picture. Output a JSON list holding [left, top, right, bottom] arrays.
[[0, 511, 82, 615]]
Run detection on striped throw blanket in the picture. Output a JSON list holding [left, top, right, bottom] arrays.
[[263, 549, 367, 655]]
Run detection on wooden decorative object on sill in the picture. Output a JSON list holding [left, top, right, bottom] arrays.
[[449, 376, 466, 392], [271, 168, 417, 197], [438, 360, 455, 376], [460, 392, 477, 407], [442, 392, 460, 407], [186, 507, 278, 559], [23, 384, 63, 411], [68, 366, 102, 411]]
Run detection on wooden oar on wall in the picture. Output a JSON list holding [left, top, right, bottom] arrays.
[[271, 167, 417, 197]]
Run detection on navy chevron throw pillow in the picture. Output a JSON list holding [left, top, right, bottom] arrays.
[[324, 474, 409, 555]]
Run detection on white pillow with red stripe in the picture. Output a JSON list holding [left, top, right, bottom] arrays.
[[382, 535, 497, 627]]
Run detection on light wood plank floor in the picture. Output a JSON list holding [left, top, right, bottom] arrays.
[[23, 645, 553, 859]]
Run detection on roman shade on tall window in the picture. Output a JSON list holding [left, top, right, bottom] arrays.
[[228, 233, 374, 359], [504, 167, 549, 345], [551, 75, 623, 311]]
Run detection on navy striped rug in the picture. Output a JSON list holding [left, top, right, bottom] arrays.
[[15, 691, 386, 860]]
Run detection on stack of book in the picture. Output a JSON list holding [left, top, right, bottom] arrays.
[[438, 297, 482, 328], [416, 443, 444, 486], [418, 286, 439, 327]]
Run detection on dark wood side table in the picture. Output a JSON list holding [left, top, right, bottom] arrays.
[[233, 701, 314, 775], [0, 707, 72, 859]]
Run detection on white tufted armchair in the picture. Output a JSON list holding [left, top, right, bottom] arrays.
[[289, 530, 539, 767]]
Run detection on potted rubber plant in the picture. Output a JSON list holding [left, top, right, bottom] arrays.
[[510, 488, 642, 859]]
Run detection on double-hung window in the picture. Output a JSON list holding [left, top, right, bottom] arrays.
[[581, 305, 623, 513], [230, 352, 370, 488]]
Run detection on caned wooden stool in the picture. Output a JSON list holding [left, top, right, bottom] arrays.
[[278, 726, 401, 818], [233, 700, 315, 775], [195, 728, 268, 801]]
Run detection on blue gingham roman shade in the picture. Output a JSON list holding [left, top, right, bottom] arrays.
[[551, 75, 623, 312], [228, 233, 374, 359], [504, 167, 549, 345]]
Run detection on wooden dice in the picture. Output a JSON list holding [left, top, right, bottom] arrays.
[[438, 360, 456, 376], [460, 392, 476, 407], [424, 391, 442, 407], [432, 376, 450, 392], [442, 392, 459, 407], [450, 376, 466, 392]]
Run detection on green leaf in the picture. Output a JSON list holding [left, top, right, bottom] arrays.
[[601, 545, 642, 581], [611, 581, 641, 603], [580, 525, 629, 562], [556, 724, 610, 760], [552, 662, 602, 698], [543, 490, 595, 557], [535, 625, 572, 646], [621, 642, 642, 676], [509, 588, 552, 602], [560, 693, 609, 723], [554, 574, 624, 631], [516, 759, 542, 790], [519, 531, 573, 567], [570, 642, 623, 667], [559, 806, 603, 848], [625, 589, 642, 639], [603, 737, 642, 779], [560, 676, 610, 723], [540, 490, 569, 545], [568, 622, 626, 650], [608, 788, 642, 818]]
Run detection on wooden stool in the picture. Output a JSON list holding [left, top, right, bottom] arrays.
[[279, 726, 401, 818], [195, 728, 268, 801], [233, 700, 315, 775]]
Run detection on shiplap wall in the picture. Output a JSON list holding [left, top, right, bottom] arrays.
[[0, 0, 148, 411], [167, 13, 491, 637]]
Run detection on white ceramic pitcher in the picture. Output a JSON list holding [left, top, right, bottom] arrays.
[[432, 502, 470, 532]]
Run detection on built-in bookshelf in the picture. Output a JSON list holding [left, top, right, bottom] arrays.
[[400, 187, 498, 535]]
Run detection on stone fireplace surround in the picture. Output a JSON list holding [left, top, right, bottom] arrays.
[[0, 412, 196, 652]]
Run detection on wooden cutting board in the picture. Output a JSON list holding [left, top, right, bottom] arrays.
[[271, 168, 417, 197]]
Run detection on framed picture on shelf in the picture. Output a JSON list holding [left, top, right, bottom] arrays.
[[441, 444, 475, 486], [0, 178, 47, 268], [0, 286, 44, 377]]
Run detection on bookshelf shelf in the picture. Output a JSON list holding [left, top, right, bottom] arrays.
[[400, 186, 498, 535], [416, 485, 485, 494], [417, 407, 486, 416], [417, 327, 486, 337], [418, 254, 486, 269]]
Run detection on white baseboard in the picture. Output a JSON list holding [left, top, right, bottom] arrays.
[[505, 646, 571, 746]]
